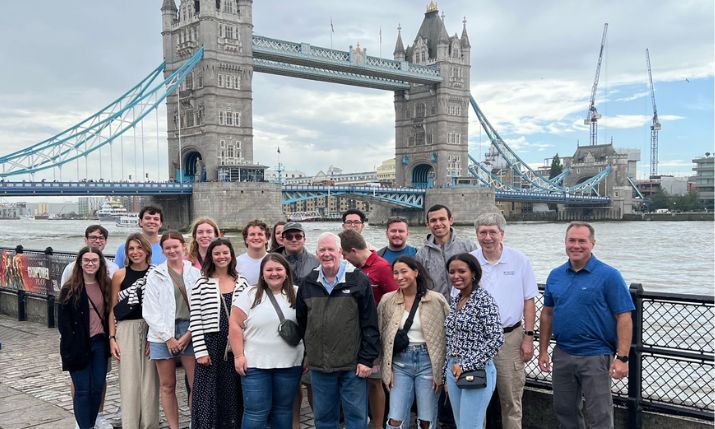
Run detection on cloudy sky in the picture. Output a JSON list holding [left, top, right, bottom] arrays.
[[0, 0, 712, 183]]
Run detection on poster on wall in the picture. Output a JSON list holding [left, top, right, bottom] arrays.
[[0, 250, 52, 295]]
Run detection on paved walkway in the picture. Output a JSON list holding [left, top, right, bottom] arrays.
[[0, 315, 316, 428]]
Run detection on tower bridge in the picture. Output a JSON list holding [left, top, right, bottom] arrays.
[[0, 0, 629, 228]]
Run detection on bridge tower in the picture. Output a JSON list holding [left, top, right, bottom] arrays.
[[393, 3, 471, 188], [161, 0, 254, 182]]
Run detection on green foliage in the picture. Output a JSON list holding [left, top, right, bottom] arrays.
[[549, 154, 563, 179], [649, 188, 703, 212]]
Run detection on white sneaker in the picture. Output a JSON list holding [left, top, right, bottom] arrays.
[[94, 414, 114, 429], [75, 423, 80, 429]]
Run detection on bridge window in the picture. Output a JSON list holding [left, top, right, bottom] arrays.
[[218, 74, 224, 87], [226, 112, 233, 126], [233, 112, 241, 126], [219, 111, 225, 125], [416, 103, 426, 118], [415, 129, 425, 146]]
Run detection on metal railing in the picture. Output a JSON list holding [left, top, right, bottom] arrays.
[[0, 249, 712, 423], [529, 283, 714, 424]]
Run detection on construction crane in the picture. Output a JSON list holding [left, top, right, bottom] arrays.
[[584, 23, 608, 146], [646, 48, 662, 178]]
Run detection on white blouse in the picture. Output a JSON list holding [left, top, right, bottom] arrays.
[[233, 285, 304, 369]]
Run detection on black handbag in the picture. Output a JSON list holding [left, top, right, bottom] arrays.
[[265, 287, 302, 347], [113, 290, 142, 321], [392, 293, 422, 356], [456, 368, 487, 389]]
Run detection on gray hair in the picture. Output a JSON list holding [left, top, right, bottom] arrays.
[[475, 212, 507, 232], [565, 222, 595, 242], [316, 232, 341, 249]]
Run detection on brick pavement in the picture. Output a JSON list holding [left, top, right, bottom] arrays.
[[0, 315, 316, 428]]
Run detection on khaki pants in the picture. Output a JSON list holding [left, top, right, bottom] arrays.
[[493, 329, 526, 429], [116, 319, 160, 429]]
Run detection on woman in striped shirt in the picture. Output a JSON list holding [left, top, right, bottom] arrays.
[[190, 238, 249, 429]]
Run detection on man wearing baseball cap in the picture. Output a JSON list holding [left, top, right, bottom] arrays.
[[280, 222, 320, 283]]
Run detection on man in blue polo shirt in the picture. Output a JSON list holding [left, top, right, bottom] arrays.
[[538, 222, 634, 429]]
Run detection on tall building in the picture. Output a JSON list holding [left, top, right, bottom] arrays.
[[692, 155, 714, 209], [161, 0, 255, 182], [393, 3, 471, 188]]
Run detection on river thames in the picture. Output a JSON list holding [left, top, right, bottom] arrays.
[[0, 219, 712, 295]]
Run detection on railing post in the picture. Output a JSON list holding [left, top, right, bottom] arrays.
[[628, 283, 644, 429], [47, 294, 55, 328], [17, 289, 26, 321]]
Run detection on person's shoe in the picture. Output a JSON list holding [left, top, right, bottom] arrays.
[[74, 423, 80, 429], [94, 414, 113, 429]]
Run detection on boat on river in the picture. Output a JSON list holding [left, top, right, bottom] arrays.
[[96, 199, 128, 221], [115, 213, 139, 227]]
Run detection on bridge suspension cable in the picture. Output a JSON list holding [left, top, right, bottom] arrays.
[[0, 48, 204, 178], [468, 95, 611, 195]]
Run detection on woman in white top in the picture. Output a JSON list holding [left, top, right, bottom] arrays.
[[229, 253, 305, 429], [143, 231, 201, 429], [190, 238, 249, 429]]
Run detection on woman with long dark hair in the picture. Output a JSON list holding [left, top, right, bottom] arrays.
[[378, 256, 450, 429], [444, 253, 503, 428], [143, 231, 201, 429], [229, 253, 305, 429], [190, 238, 250, 428], [270, 221, 286, 252], [188, 217, 221, 270], [58, 246, 112, 429], [108, 233, 159, 429]]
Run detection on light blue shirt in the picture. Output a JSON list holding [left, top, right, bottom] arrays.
[[317, 260, 347, 295], [114, 241, 165, 267]]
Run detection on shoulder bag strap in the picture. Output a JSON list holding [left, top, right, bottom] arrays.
[[264, 287, 286, 323], [87, 293, 105, 324], [402, 293, 422, 332], [218, 282, 231, 320]]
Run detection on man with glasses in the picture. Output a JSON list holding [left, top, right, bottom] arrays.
[[470, 213, 538, 429], [279, 222, 319, 283], [60, 225, 119, 287], [342, 209, 377, 251], [114, 206, 165, 267], [59, 224, 119, 429], [376, 216, 417, 264]]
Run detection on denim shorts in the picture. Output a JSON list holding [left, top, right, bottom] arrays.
[[149, 319, 194, 360]]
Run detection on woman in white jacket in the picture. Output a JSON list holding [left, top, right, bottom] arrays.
[[143, 231, 201, 429]]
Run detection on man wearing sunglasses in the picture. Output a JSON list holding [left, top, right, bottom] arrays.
[[280, 222, 319, 283]]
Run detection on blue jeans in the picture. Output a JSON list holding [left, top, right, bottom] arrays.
[[387, 344, 438, 428], [311, 369, 368, 429], [444, 358, 496, 429], [70, 336, 108, 429], [241, 366, 303, 429]]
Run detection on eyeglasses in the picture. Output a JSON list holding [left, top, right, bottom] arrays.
[[283, 232, 304, 241], [343, 220, 363, 226], [81, 258, 100, 266], [86, 235, 106, 242]]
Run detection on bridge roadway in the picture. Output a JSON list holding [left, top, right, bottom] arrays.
[[0, 181, 611, 206]]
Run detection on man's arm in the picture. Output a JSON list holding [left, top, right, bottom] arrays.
[[538, 306, 553, 372], [520, 298, 536, 362], [610, 311, 633, 379]]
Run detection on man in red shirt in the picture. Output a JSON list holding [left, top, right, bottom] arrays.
[[339, 229, 398, 428]]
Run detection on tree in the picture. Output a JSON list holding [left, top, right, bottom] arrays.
[[649, 187, 669, 210], [549, 154, 563, 179]]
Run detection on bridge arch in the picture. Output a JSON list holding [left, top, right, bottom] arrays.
[[411, 164, 434, 188], [184, 150, 205, 182]]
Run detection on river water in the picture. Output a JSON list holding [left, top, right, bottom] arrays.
[[0, 219, 712, 295]]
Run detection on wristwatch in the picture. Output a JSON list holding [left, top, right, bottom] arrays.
[[524, 330, 535, 336], [615, 354, 629, 363]]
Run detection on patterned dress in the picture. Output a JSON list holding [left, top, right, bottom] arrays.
[[191, 292, 243, 429]]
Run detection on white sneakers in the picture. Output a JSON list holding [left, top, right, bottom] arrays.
[[94, 414, 114, 429]]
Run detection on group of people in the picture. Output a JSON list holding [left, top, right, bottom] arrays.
[[56, 203, 634, 429]]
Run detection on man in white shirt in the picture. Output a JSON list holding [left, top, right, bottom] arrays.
[[60, 225, 119, 289], [236, 219, 269, 286], [470, 212, 538, 429]]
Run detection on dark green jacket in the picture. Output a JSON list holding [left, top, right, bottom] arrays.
[[297, 268, 380, 372]]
